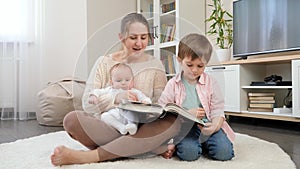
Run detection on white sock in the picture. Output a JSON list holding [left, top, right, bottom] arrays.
[[126, 124, 137, 135], [119, 126, 128, 135]]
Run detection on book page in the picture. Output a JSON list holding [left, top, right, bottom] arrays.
[[164, 103, 206, 126], [117, 101, 206, 126], [117, 101, 163, 115]]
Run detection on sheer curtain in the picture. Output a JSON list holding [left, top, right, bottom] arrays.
[[0, 0, 43, 120]]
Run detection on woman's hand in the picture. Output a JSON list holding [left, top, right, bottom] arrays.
[[115, 90, 138, 104], [189, 107, 205, 119]]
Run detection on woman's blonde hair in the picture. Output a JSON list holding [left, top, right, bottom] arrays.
[[120, 12, 151, 38]]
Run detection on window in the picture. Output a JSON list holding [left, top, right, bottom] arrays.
[[0, 0, 35, 42]]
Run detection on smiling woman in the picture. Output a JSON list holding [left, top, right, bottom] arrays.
[[50, 12, 182, 166]]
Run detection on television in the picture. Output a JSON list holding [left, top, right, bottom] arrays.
[[233, 0, 300, 59]]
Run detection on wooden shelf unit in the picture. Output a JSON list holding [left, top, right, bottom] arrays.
[[206, 53, 300, 122]]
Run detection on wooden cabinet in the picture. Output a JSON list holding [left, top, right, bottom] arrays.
[[292, 59, 300, 117], [205, 65, 241, 112], [206, 54, 300, 122]]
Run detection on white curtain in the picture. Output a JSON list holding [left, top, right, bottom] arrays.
[[0, 0, 43, 120]]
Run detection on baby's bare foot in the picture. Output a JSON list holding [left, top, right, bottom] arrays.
[[51, 146, 99, 166]]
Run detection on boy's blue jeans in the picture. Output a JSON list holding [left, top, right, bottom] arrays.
[[176, 123, 234, 161]]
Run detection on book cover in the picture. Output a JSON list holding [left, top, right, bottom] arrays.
[[249, 100, 275, 104], [117, 101, 206, 126], [249, 103, 274, 108], [247, 107, 274, 112], [248, 96, 275, 100], [167, 54, 175, 74], [248, 92, 275, 97], [169, 24, 176, 41]]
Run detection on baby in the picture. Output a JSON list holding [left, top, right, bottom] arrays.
[[88, 63, 151, 135]]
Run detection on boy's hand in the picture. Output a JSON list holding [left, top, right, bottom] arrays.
[[189, 107, 205, 119], [198, 122, 216, 136], [198, 116, 223, 136]]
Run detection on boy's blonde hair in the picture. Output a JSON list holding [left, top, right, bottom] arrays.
[[178, 33, 213, 63]]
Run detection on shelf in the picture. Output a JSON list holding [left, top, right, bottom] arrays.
[[242, 86, 292, 89], [146, 17, 154, 21], [160, 10, 176, 16], [138, 0, 206, 80], [166, 73, 176, 77], [242, 110, 292, 117], [146, 45, 155, 50], [222, 53, 300, 65], [225, 111, 300, 122], [208, 57, 300, 120], [160, 41, 177, 48]]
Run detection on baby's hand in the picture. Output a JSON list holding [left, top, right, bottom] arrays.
[[116, 91, 138, 103], [141, 100, 151, 104], [88, 95, 98, 105], [127, 91, 138, 101]]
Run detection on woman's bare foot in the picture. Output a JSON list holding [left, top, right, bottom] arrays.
[[161, 144, 175, 159], [51, 145, 99, 166]]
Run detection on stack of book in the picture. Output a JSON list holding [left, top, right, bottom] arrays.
[[248, 92, 275, 112]]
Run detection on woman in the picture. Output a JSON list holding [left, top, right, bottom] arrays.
[[51, 12, 180, 166]]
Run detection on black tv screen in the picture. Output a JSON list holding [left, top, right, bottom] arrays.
[[233, 0, 300, 58]]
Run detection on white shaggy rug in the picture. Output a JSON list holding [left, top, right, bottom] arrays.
[[0, 131, 296, 169]]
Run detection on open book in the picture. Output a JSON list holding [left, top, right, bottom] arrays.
[[117, 101, 206, 126]]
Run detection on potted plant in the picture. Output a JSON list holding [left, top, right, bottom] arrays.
[[205, 0, 233, 62]]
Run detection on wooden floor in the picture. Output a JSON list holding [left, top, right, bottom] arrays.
[[0, 117, 299, 168], [0, 120, 63, 143]]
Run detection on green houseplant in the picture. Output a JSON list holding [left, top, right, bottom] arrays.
[[205, 0, 233, 49]]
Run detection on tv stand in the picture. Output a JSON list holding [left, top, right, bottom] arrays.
[[235, 56, 248, 60], [223, 53, 300, 65], [206, 54, 300, 122]]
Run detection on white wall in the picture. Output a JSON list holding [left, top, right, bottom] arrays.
[[205, 0, 233, 64], [41, 0, 136, 87], [205, 0, 233, 49], [86, 0, 136, 71], [42, 0, 238, 86], [41, 0, 88, 87], [40, 0, 235, 89]]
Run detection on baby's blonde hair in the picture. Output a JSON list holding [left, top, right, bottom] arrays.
[[109, 63, 133, 80]]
